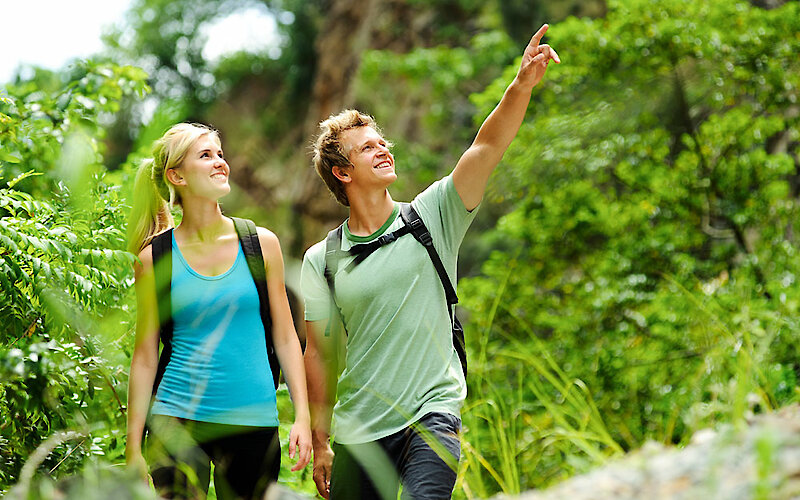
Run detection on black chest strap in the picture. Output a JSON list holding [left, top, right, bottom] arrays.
[[322, 203, 467, 376], [398, 203, 458, 306]]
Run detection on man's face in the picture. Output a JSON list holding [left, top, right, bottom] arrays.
[[339, 126, 396, 190]]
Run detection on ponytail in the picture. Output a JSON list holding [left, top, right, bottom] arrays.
[[126, 159, 175, 255], [126, 122, 218, 255]]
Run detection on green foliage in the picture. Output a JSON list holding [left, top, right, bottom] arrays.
[[458, 0, 800, 495], [4, 0, 800, 497], [104, 0, 317, 122], [0, 62, 148, 198], [495, 0, 606, 45], [0, 63, 147, 494], [0, 170, 136, 492], [356, 30, 518, 203], [103, 0, 249, 105]]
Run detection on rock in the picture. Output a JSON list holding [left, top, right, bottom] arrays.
[[500, 405, 800, 500], [263, 483, 314, 499]]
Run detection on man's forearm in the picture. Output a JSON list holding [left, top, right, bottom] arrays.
[[452, 24, 558, 210], [307, 358, 335, 449], [472, 77, 535, 161], [304, 321, 337, 448], [452, 78, 536, 210]]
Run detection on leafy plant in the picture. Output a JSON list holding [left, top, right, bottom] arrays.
[[0, 63, 148, 494], [457, 0, 800, 495]]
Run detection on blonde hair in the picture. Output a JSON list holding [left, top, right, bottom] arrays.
[[126, 123, 220, 254], [312, 109, 386, 206]]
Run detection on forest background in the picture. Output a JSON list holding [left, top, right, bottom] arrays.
[[1, 0, 799, 498]]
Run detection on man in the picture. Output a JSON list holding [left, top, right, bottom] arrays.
[[301, 24, 559, 499]]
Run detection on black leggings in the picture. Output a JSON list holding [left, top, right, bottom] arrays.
[[145, 415, 280, 500]]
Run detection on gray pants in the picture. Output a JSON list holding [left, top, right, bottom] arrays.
[[330, 412, 461, 500]]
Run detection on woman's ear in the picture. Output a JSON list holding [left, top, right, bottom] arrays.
[[165, 167, 185, 187], [332, 165, 352, 184]]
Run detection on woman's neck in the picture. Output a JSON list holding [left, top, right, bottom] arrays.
[[175, 198, 230, 243]]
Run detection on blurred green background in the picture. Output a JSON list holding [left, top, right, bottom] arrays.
[[1, 0, 799, 497]]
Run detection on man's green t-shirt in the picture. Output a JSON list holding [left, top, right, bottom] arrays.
[[300, 174, 478, 444]]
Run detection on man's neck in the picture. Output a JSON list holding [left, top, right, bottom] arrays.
[[346, 189, 395, 236]]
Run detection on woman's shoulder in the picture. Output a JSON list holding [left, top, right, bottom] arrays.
[[132, 243, 154, 281], [136, 243, 154, 267], [255, 226, 282, 257], [255, 225, 277, 240], [135, 227, 176, 268]]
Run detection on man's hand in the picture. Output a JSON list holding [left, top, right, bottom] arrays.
[[312, 443, 335, 499], [516, 24, 561, 90], [451, 22, 560, 210]]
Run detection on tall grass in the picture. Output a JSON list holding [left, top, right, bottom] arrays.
[[456, 264, 798, 498], [457, 263, 623, 498]]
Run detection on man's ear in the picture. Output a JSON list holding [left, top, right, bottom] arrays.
[[165, 168, 185, 187], [332, 165, 352, 184]]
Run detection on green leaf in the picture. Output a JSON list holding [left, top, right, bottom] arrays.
[[6, 170, 42, 188], [0, 150, 22, 164]]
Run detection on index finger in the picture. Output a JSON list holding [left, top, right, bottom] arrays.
[[529, 24, 549, 48]]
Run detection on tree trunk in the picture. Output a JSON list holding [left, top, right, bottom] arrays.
[[288, 0, 381, 255]]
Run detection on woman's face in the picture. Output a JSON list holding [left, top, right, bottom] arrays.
[[171, 133, 231, 201]]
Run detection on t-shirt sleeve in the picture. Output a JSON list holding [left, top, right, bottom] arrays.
[[411, 173, 479, 257], [300, 241, 331, 322]]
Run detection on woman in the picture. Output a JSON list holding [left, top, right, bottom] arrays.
[[125, 123, 311, 499]]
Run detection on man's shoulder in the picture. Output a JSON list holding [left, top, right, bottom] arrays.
[[413, 174, 452, 202], [303, 238, 327, 263], [410, 174, 455, 218]]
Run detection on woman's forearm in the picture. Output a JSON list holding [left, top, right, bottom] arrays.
[[126, 351, 158, 456], [274, 328, 311, 423]]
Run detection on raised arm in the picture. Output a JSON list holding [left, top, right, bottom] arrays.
[[452, 23, 560, 211], [258, 228, 312, 472], [126, 246, 160, 477]]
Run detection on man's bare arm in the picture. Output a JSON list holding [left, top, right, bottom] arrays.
[[453, 23, 560, 211]]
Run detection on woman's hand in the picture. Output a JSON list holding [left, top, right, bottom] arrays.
[[288, 419, 313, 472], [126, 446, 150, 485]]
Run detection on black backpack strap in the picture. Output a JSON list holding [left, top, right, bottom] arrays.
[[150, 229, 174, 397], [347, 225, 414, 269], [144, 228, 174, 443], [399, 203, 467, 377], [323, 225, 348, 337], [231, 217, 280, 390], [399, 203, 458, 306]]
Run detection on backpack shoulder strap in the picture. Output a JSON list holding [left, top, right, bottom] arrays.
[[399, 203, 467, 377], [150, 229, 174, 396], [323, 225, 347, 337], [231, 217, 280, 389], [399, 203, 458, 306]]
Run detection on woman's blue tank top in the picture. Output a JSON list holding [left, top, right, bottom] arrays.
[[150, 233, 279, 426]]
